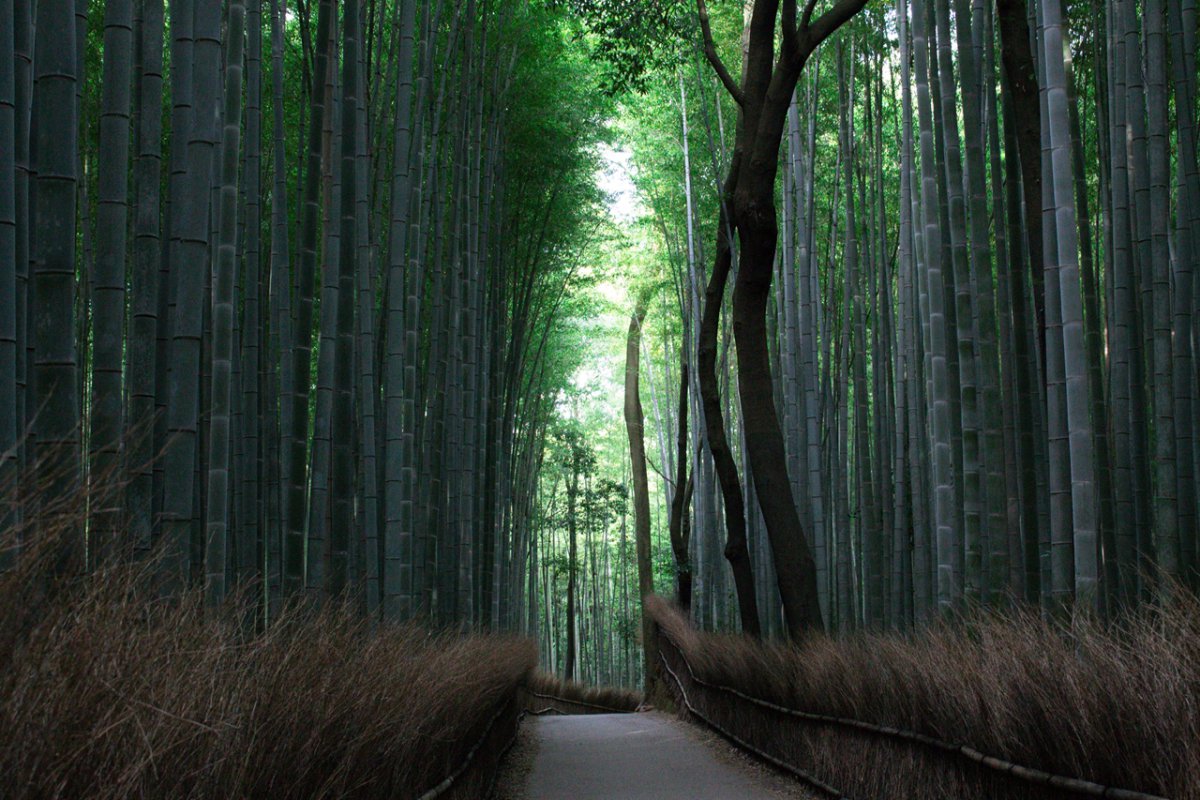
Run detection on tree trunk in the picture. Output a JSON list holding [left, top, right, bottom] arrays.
[[697, 163, 761, 636], [952, 0, 1007, 605], [624, 298, 656, 694], [329, 0, 360, 598], [238, 0, 264, 597], [911, 0, 956, 616], [996, 0, 1045, 357], [714, 0, 867, 638], [266, 0, 292, 621], [32, 0, 81, 571], [383, 0, 418, 620], [1042, 0, 1099, 606], [12, 0, 32, 499], [126, 0, 165, 559], [0, 0, 17, 560], [284, 0, 334, 598], [1144, 0, 1179, 585], [565, 446, 579, 682], [1105, 0, 1138, 605], [207, 0, 247, 607], [668, 357, 693, 611], [161, 0, 222, 591], [90, 0, 134, 563]]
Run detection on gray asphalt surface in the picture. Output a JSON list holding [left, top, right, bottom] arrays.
[[521, 713, 801, 799]]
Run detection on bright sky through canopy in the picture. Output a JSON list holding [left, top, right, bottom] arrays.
[[597, 143, 642, 224]]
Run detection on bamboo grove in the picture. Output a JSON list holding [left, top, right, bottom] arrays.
[[0, 0, 612, 629], [611, 0, 1200, 639]]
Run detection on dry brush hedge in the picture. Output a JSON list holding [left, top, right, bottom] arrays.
[[0, 534, 535, 800], [520, 672, 643, 715], [647, 595, 1197, 800]]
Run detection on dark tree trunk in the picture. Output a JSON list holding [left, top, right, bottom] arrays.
[[0, 0, 18, 558], [127, 0, 165, 558], [330, 0, 360, 598], [206, 0, 247, 607], [717, 0, 868, 638], [668, 356, 693, 611], [733, 200, 825, 636], [283, 0, 334, 598], [90, 0, 134, 563], [266, 0, 292, 621], [161, 0, 222, 592], [564, 447, 579, 682], [996, 0, 1045, 357], [32, 0, 81, 571], [698, 164, 762, 637]]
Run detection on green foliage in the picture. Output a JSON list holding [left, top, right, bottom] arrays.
[[551, 0, 696, 94]]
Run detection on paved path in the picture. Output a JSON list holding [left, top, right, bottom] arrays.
[[521, 713, 798, 799]]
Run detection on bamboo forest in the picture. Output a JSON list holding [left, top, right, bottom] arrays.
[[2, 0, 1199, 798]]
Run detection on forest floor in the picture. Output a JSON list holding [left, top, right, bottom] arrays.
[[495, 712, 813, 799]]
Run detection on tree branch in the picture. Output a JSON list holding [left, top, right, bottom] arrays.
[[783, 0, 800, 57], [800, 0, 869, 55], [800, 0, 820, 30], [697, 0, 744, 105], [647, 454, 672, 486]]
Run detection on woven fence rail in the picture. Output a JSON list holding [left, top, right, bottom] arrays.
[[657, 643, 852, 798], [417, 693, 519, 800], [655, 627, 1169, 800]]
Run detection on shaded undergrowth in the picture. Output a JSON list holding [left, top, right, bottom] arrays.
[[648, 594, 1198, 799], [0, 532, 535, 799], [522, 671, 643, 714]]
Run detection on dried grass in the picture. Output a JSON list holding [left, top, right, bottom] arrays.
[[0, 525, 536, 799], [648, 594, 1200, 799], [522, 671, 643, 714]]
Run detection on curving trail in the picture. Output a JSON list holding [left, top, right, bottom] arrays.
[[518, 712, 808, 799]]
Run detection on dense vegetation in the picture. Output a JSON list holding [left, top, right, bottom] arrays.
[[588, 0, 1200, 639], [1, 0, 612, 627], [650, 595, 1199, 798]]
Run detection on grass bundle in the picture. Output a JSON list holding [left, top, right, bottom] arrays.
[[648, 595, 1198, 799]]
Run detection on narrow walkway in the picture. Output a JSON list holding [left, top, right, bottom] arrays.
[[522, 713, 803, 799]]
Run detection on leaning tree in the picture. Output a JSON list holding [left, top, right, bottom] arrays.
[[696, 0, 868, 638]]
